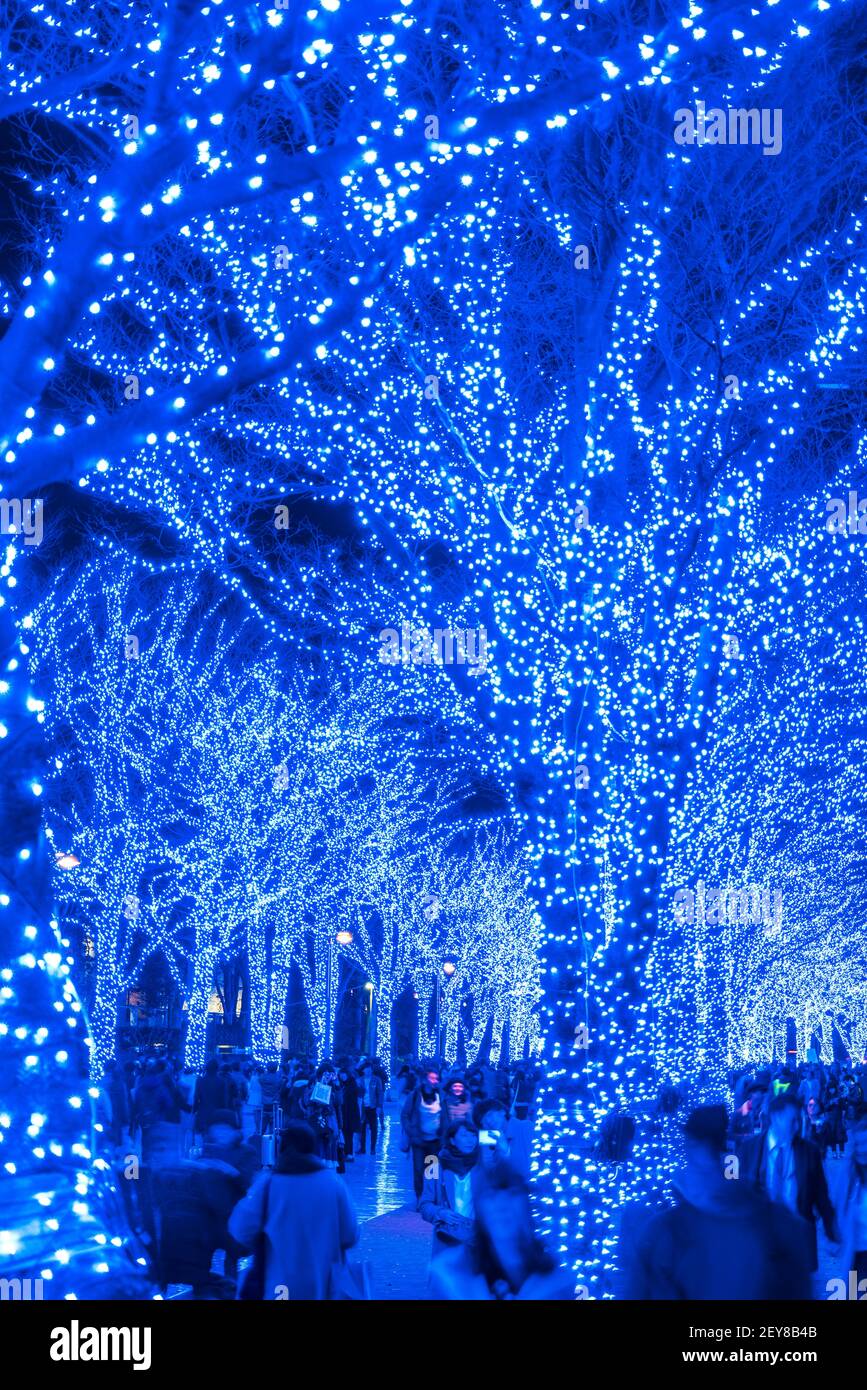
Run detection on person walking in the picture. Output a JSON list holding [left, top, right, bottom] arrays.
[[338, 1062, 361, 1161], [838, 1115, 867, 1286], [133, 1059, 182, 1162], [193, 1058, 233, 1137], [428, 1160, 572, 1300], [357, 1061, 384, 1156], [625, 1105, 813, 1299], [739, 1090, 840, 1271], [303, 1062, 341, 1165], [401, 1065, 445, 1204], [228, 1121, 359, 1300]]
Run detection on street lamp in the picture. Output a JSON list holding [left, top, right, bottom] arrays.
[[324, 926, 353, 1059], [55, 851, 80, 870], [435, 957, 457, 1062], [363, 981, 375, 1054]]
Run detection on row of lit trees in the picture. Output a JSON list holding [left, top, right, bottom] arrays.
[[3, 0, 865, 1300], [31, 558, 540, 1073]]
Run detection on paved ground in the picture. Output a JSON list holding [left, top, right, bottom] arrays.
[[341, 1103, 433, 1300]]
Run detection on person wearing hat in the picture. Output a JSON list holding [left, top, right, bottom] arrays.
[[622, 1103, 812, 1300]]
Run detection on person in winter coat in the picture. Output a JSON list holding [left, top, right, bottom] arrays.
[[357, 1062, 384, 1155], [822, 1076, 847, 1157], [228, 1121, 358, 1299], [133, 1060, 184, 1161], [283, 1071, 312, 1122], [252, 1060, 282, 1136], [401, 1067, 446, 1202], [428, 1159, 572, 1300], [193, 1059, 233, 1137], [738, 1090, 840, 1270], [152, 1155, 244, 1298], [303, 1063, 341, 1164], [624, 1104, 813, 1300], [442, 1075, 472, 1129], [338, 1063, 361, 1160], [420, 1122, 484, 1249]]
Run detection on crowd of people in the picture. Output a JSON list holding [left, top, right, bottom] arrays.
[[97, 1049, 867, 1300], [623, 1059, 867, 1300], [99, 1050, 559, 1300]]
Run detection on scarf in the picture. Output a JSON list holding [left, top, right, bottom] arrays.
[[439, 1141, 480, 1179]]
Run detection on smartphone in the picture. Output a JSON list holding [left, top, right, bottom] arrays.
[[479, 1129, 500, 1147]]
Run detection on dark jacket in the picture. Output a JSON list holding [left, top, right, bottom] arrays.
[[623, 1177, 813, 1300], [258, 1072, 283, 1106], [153, 1158, 243, 1290], [193, 1073, 233, 1132], [201, 1137, 260, 1193], [401, 1087, 446, 1148], [133, 1073, 179, 1130], [359, 1073, 384, 1111], [340, 1075, 361, 1132], [738, 1133, 837, 1269]]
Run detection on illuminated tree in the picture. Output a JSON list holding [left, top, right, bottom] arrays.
[[5, 0, 867, 1302], [31, 558, 304, 1070], [437, 826, 543, 1066], [0, 557, 151, 1298]]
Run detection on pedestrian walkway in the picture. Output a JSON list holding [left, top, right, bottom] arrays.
[[341, 1105, 409, 1222], [341, 1103, 433, 1299]]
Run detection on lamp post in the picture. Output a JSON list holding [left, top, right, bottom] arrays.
[[324, 927, 354, 1059], [435, 957, 457, 1062], [363, 981, 375, 1054]]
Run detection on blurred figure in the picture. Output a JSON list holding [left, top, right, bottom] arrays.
[[151, 1153, 242, 1298], [177, 1065, 198, 1154], [625, 1105, 812, 1299], [505, 1065, 538, 1179], [239, 1065, 257, 1140], [229, 1121, 358, 1300], [839, 1115, 867, 1284], [103, 1060, 130, 1149], [823, 1073, 847, 1157], [740, 1090, 840, 1270], [395, 1063, 416, 1102], [256, 1061, 283, 1135], [429, 1161, 571, 1300], [193, 1058, 233, 1138], [283, 1065, 311, 1121], [133, 1059, 184, 1163], [201, 1110, 260, 1192]]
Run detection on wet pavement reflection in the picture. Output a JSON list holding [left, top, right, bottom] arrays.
[[341, 1103, 414, 1223]]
